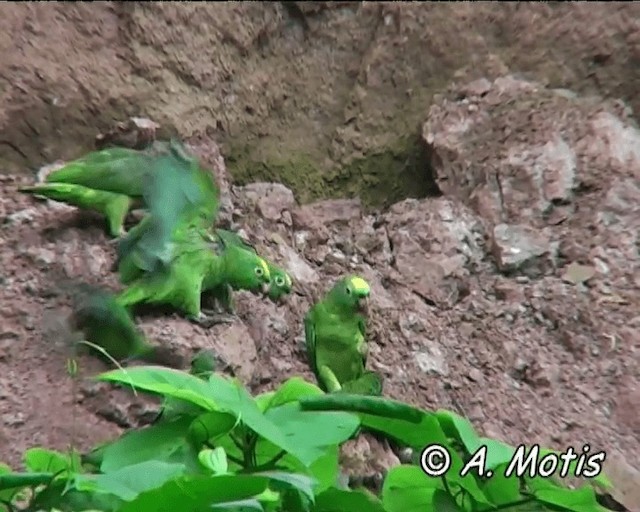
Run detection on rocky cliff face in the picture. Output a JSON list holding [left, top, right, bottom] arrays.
[[1, 2, 640, 507], [0, 74, 638, 508], [1, 2, 640, 208]]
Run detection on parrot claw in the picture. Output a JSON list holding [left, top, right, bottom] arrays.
[[190, 312, 236, 328]]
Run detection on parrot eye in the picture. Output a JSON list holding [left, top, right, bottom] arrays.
[[275, 276, 285, 287], [345, 286, 352, 295], [255, 267, 264, 277]]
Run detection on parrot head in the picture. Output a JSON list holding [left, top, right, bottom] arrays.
[[328, 275, 371, 314], [223, 246, 272, 295], [266, 263, 293, 303]]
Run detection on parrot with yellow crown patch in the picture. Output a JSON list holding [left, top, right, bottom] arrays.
[[304, 275, 383, 395]]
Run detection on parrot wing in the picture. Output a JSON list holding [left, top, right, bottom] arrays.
[[115, 140, 220, 281], [340, 371, 383, 396], [303, 309, 319, 378], [358, 315, 367, 366], [44, 146, 149, 195]]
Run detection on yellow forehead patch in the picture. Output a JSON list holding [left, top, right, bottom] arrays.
[[349, 276, 370, 295], [259, 258, 271, 279]]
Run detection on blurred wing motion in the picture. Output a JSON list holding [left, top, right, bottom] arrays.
[[115, 139, 220, 283], [68, 284, 155, 362]]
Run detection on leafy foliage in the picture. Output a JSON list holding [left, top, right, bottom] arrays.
[[0, 368, 616, 512]]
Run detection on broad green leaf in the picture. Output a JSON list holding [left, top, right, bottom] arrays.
[[189, 410, 239, 446], [314, 487, 386, 512], [435, 410, 480, 448], [432, 489, 463, 511], [532, 481, 610, 512], [382, 465, 441, 512], [24, 448, 78, 476], [97, 366, 218, 411], [73, 460, 186, 500], [255, 391, 276, 412], [474, 438, 515, 470], [99, 416, 194, 472], [268, 377, 324, 410], [257, 472, 316, 501], [479, 463, 522, 506], [199, 447, 229, 475], [117, 474, 270, 512], [206, 374, 342, 467], [435, 411, 516, 470], [263, 402, 360, 466]]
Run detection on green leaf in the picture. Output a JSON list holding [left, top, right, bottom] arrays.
[[24, 448, 72, 475], [382, 465, 441, 512], [474, 438, 516, 470], [268, 377, 324, 410], [73, 460, 186, 500], [314, 487, 386, 512], [189, 410, 239, 447], [199, 447, 229, 475], [255, 391, 276, 413], [99, 416, 195, 472], [432, 489, 464, 511], [97, 366, 219, 411], [257, 471, 316, 501], [206, 374, 347, 468], [479, 463, 522, 506], [434, 410, 480, 448], [528, 477, 610, 512], [262, 402, 360, 466], [435, 411, 516, 470], [117, 474, 270, 512]]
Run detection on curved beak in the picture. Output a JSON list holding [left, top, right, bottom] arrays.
[[261, 282, 271, 295], [358, 295, 370, 314]]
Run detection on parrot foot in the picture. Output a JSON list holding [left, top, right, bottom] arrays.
[[190, 311, 236, 328]]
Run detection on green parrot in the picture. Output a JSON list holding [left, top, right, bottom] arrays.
[[113, 141, 220, 285], [68, 284, 157, 363], [214, 228, 293, 303], [114, 228, 272, 326], [304, 275, 383, 395], [19, 139, 219, 238]]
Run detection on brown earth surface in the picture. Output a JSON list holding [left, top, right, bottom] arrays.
[[0, 2, 640, 510]]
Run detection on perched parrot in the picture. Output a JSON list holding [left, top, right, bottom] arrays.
[[68, 284, 157, 363], [214, 228, 293, 303], [304, 275, 383, 395], [114, 228, 272, 326], [19, 139, 219, 238]]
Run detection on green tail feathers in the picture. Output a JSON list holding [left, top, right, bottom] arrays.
[[340, 371, 384, 396], [19, 183, 132, 237]]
